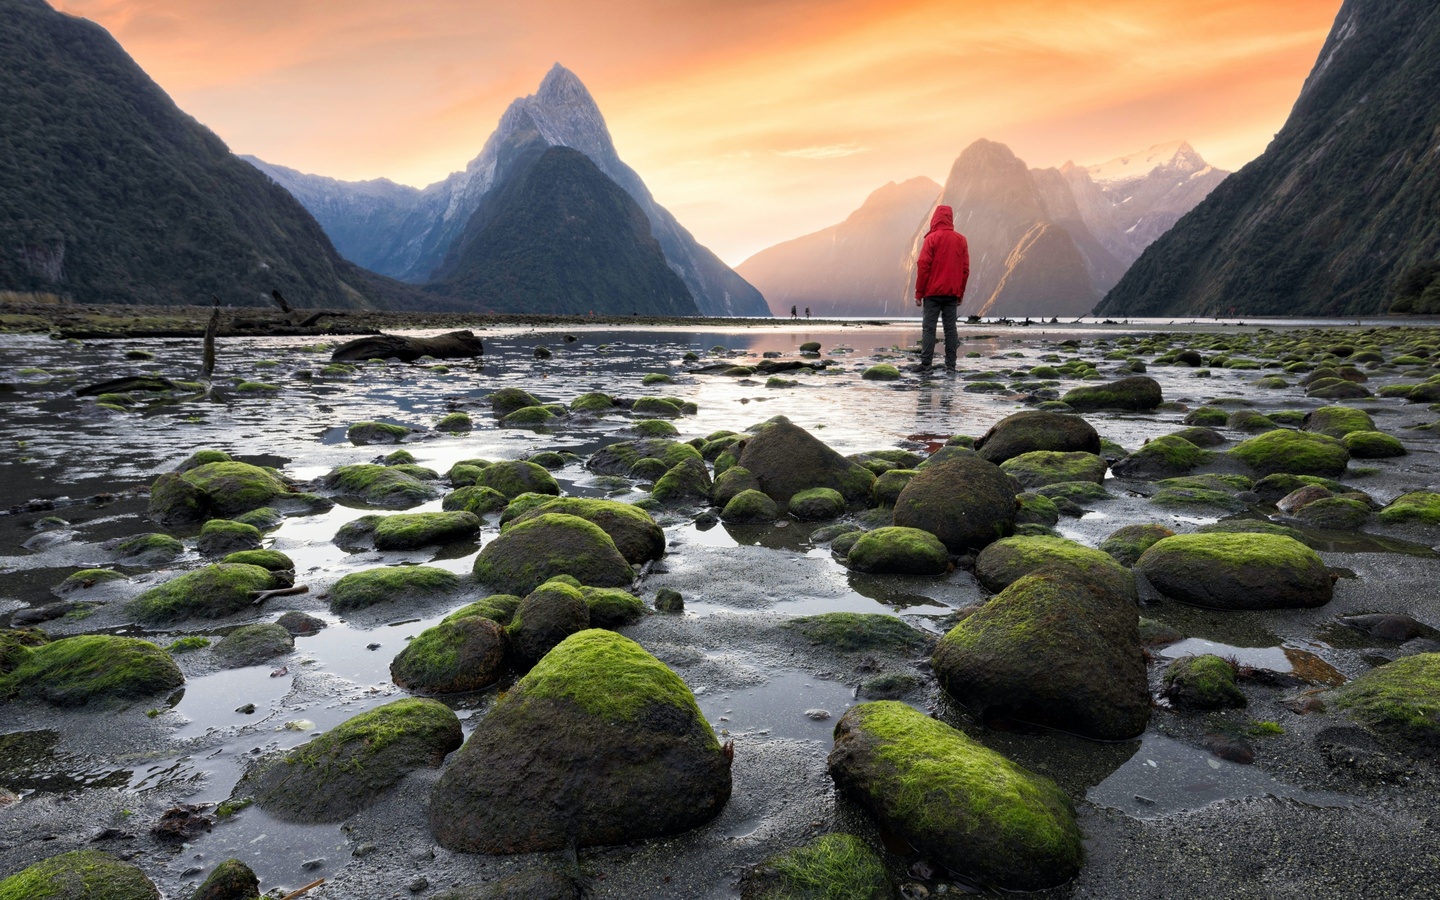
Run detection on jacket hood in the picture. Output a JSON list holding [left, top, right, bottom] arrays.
[[928, 205, 954, 233]]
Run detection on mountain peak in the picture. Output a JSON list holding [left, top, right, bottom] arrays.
[[534, 63, 592, 106], [1084, 140, 1208, 184]]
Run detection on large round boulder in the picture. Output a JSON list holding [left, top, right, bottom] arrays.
[[973, 411, 1100, 464], [508, 497, 665, 565], [932, 567, 1149, 740], [0, 850, 160, 900], [213, 623, 293, 667], [1333, 654, 1440, 750], [148, 460, 293, 526], [1229, 430, 1349, 478], [391, 617, 508, 694], [330, 565, 461, 613], [1110, 435, 1212, 480], [975, 535, 1136, 602], [0, 634, 182, 707], [507, 580, 592, 668], [999, 451, 1107, 489], [735, 421, 875, 504], [587, 438, 701, 476], [474, 514, 634, 596], [1060, 376, 1162, 411], [1134, 533, 1334, 609], [371, 511, 481, 550], [320, 463, 437, 508], [827, 701, 1082, 890], [237, 698, 462, 823], [846, 526, 949, 576], [429, 630, 732, 853], [891, 455, 1017, 553], [472, 460, 561, 500], [128, 564, 281, 625]]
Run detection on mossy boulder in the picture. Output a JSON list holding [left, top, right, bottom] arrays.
[[712, 465, 763, 508], [892, 455, 1017, 553], [974, 535, 1136, 601], [1378, 492, 1440, 526], [429, 630, 731, 853], [1230, 430, 1349, 478], [1000, 450, 1106, 489], [221, 549, 293, 572], [108, 532, 184, 566], [1167, 426, 1226, 448], [785, 613, 931, 654], [470, 460, 560, 500], [196, 519, 263, 557], [1134, 533, 1334, 609], [445, 594, 524, 627], [213, 623, 293, 667], [587, 438, 701, 476], [1036, 481, 1112, 503], [827, 701, 1082, 890], [347, 421, 411, 444], [741, 833, 890, 900], [506, 498, 665, 565], [651, 457, 713, 504], [1333, 654, 1440, 749], [1060, 375, 1162, 411], [570, 391, 618, 413], [443, 485, 510, 516], [846, 527, 949, 576], [391, 617, 508, 694], [1099, 524, 1175, 567], [321, 464, 437, 507], [474, 514, 634, 596], [1162, 655, 1245, 710], [238, 698, 462, 823], [436, 412, 473, 432], [371, 511, 482, 550], [579, 586, 646, 628], [1302, 406, 1375, 438], [1111, 435, 1212, 479], [0, 635, 182, 706], [861, 364, 901, 380], [129, 564, 280, 624], [1294, 497, 1371, 530], [189, 859, 259, 900], [870, 467, 917, 507], [507, 580, 592, 668], [0, 850, 160, 900], [0, 628, 47, 673], [1342, 430, 1406, 458], [1183, 406, 1229, 426], [1015, 492, 1060, 526], [735, 421, 875, 504], [933, 567, 1148, 740], [973, 411, 1100, 464], [722, 489, 780, 523], [54, 568, 125, 596], [330, 566, 461, 612], [490, 387, 542, 417], [788, 486, 846, 520], [1225, 410, 1276, 432], [149, 460, 293, 526], [501, 406, 559, 427], [633, 396, 686, 418]]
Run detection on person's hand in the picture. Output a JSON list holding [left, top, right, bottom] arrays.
[[914, 298, 922, 307]]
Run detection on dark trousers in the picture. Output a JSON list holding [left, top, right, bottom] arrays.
[[920, 295, 960, 367]]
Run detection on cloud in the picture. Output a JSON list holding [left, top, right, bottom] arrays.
[[776, 144, 869, 160]]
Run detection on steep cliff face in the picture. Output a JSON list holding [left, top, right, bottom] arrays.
[[250, 65, 768, 317], [1098, 0, 1440, 317], [427, 146, 698, 316], [0, 0, 399, 308], [735, 177, 939, 317], [905, 139, 1100, 318]]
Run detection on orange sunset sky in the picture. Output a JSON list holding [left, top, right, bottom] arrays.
[[56, 0, 1343, 265]]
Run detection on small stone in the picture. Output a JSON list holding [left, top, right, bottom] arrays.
[[409, 876, 429, 892], [236, 703, 255, 714], [367, 642, 381, 650], [301, 858, 325, 870], [804, 708, 831, 720], [352, 842, 378, 858], [654, 588, 684, 612]]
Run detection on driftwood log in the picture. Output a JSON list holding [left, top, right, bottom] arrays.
[[330, 330, 485, 362], [76, 375, 179, 396]]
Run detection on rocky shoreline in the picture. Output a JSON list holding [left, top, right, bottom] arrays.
[[2, 321, 1440, 898]]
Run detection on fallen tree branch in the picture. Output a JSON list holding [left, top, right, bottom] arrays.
[[250, 584, 309, 605], [279, 879, 325, 900]]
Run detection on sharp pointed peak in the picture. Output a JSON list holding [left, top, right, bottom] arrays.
[[534, 63, 592, 103]]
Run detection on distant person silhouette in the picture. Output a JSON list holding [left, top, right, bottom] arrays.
[[805, 307, 810, 319], [913, 205, 970, 371], [790, 305, 798, 319]]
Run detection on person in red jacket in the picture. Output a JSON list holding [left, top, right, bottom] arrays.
[[913, 205, 970, 371]]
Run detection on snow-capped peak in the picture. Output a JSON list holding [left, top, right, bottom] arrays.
[[1083, 141, 1206, 185]]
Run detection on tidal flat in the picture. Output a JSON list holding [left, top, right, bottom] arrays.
[[3, 318, 1440, 899]]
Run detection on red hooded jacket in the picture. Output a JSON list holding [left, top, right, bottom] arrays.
[[914, 205, 970, 301]]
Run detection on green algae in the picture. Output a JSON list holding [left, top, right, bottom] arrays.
[[330, 566, 460, 612]]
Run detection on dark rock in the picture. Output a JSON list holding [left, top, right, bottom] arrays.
[[391, 616, 508, 694], [1060, 376, 1162, 411], [189, 858, 260, 900], [0, 850, 160, 899], [735, 421, 875, 503], [891, 455, 1017, 553], [1162, 655, 1246, 709], [973, 410, 1100, 464], [506, 580, 591, 668], [847, 526, 949, 576], [330, 331, 484, 362], [474, 513, 635, 595], [429, 630, 730, 853], [213, 623, 293, 667], [1135, 533, 1335, 609]]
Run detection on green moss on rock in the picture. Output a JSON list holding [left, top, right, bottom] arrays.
[[213, 623, 293, 667], [189, 858, 259, 900], [109, 532, 184, 565], [892, 455, 1017, 553], [570, 391, 617, 413], [239, 698, 462, 823], [785, 613, 930, 654], [0, 635, 182, 706], [1230, 429, 1349, 478], [1099, 524, 1175, 567], [371, 511, 481, 550], [0, 850, 160, 900], [197, 518, 262, 557], [827, 702, 1083, 890], [1333, 654, 1440, 748], [789, 486, 846, 520], [1342, 430, 1406, 458], [392, 617, 507, 694], [1303, 406, 1375, 438], [444, 594, 524, 627], [974, 535, 1136, 600], [973, 411, 1100, 464], [149, 460, 293, 525], [490, 387, 542, 417], [1135, 533, 1333, 610], [347, 421, 411, 444], [506, 497, 664, 565], [1000, 451, 1107, 488], [330, 566, 460, 612], [1378, 492, 1440, 526], [474, 513, 635, 596], [1111, 435, 1212, 479], [1162, 654, 1245, 710], [861, 364, 901, 380], [846, 526, 949, 576], [652, 457, 713, 504], [1060, 375, 1162, 411], [471, 460, 560, 499], [129, 564, 278, 624], [436, 412, 473, 432], [442, 485, 510, 516], [745, 833, 890, 900], [322, 464, 438, 507]]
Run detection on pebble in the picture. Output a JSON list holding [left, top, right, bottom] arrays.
[[302, 858, 325, 870], [235, 703, 255, 714], [409, 876, 429, 892], [803, 708, 831, 720]]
